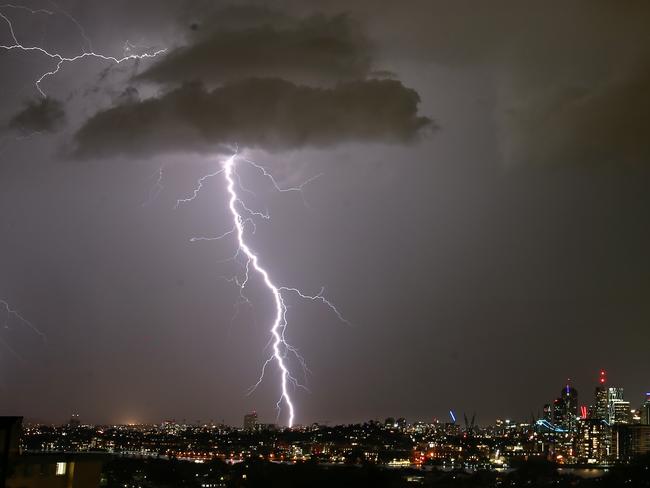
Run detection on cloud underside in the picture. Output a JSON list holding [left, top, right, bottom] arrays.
[[137, 13, 371, 85], [502, 66, 650, 166], [73, 78, 432, 159], [8, 98, 65, 133]]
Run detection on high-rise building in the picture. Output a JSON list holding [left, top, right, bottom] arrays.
[[593, 387, 608, 419], [243, 412, 258, 431], [552, 397, 568, 429], [553, 383, 578, 432], [608, 388, 631, 425], [591, 370, 609, 420], [608, 387, 624, 403], [574, 418, 610, 464], [611, 401, 631, 425], [612, 425, 650, 461], [563, 384, 579, 418]]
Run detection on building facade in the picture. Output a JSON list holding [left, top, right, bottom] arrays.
[[612, 425, 650, 461], [574, 418, 610, 464]]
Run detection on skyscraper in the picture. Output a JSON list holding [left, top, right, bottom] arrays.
[[608, 387, 624, 403], [592, 370, 609, 420], [608, 388, 631, 425], [574, 418, 610, 464], [556, 383, 579, 432], [552, 397, 568, 429], [563, 384, 578, 417]]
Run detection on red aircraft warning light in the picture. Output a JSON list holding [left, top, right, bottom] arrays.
[[599, 370, 607, 384]]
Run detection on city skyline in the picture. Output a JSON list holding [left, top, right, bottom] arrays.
[[11, 370, 650, 468], [13, 370, 650, 428], [5, 367, 647, 483]]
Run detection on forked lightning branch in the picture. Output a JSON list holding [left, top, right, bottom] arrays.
[[176, 153, 348, 427], [0, 6, 347, 427]]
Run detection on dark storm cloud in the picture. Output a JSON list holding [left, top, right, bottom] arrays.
[[503, 63, 650, 167], [7, 98, 65, 134], [137, 10, 372, 86], [322, 0, 650, 166], [73, 78, 431, 158]]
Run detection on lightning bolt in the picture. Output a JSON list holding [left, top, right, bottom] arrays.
[[0, 5, 346, 427], [0, 4, 165, 98], [177, 153, 348, 427], [0, 3, 157, 361], [142, 165, 165, 207], [1, 298, 45, 341]]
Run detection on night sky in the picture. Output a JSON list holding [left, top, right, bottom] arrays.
[[1, 1, 649, 426]]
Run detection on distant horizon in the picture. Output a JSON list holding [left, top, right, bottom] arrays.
[[12, 375, 649, 428]]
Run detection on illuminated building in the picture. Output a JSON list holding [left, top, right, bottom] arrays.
[[552, 383, 578, 432], [608, 388, 631, 425], [243, 412, 258, 431], [608, 387, 624, 401], [612, 425, 650, 461], [610, 401, 631, 425], [6, 454, 107, 488], [591, 370, 609, 420], [562, 384, 578, 424], [1, 417, 105, 488], [574, 418, 610, 464], [552, 398, 567, 429]]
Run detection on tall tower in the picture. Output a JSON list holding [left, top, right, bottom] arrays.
[[562, 382, 579, 431], [608, 387, 631, 425], [553, 397, 567, 428], [593, 370, 609, 420], [552, 381, 578, 432], [563, 383, 578, 415]]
